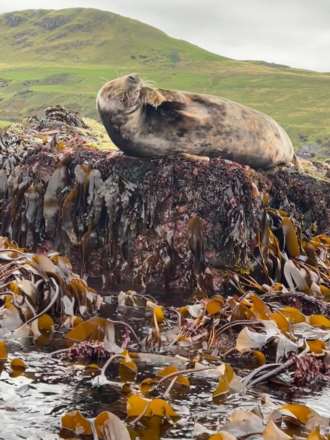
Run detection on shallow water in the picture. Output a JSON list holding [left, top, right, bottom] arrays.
[[1, 341, 329, 440], [1, 298, 330, 440]]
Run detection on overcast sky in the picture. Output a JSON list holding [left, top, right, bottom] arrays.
[[1, 0, 329, 72]]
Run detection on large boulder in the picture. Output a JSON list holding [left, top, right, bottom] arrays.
[[0, 107, 329, 297]]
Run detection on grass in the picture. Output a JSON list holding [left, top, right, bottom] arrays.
[[0, 8, 329, 152], [0, 119, 12, 129]]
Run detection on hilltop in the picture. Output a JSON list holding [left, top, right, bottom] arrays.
[[0, 8, 223, 64], [0, 8, 330, 155]]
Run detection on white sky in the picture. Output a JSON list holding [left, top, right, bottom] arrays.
[[1, 0, 329, 72]]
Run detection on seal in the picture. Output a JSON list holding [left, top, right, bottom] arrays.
[[97, 73, 295, 168]]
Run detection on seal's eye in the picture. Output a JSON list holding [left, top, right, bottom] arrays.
[[128, 74, 138, 83]]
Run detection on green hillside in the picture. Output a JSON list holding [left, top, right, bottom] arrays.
[[0, 8, 330, 155]]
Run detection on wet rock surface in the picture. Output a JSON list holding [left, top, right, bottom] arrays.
[[0, 107, 329, 297]]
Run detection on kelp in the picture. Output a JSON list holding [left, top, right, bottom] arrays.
[[45, 210, 329, 438], [61, 410, 131, 439], [46, 199, 330, 438], [0, 236, 102, 340], [195, 402, 330, 439], [0, 339, 26, 377]]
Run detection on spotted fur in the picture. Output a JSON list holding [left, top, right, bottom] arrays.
[[97, 74, 295, 169]]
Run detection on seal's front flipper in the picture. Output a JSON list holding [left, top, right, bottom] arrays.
[[141, 87, 187, 109], [141, 87, 167, 108]]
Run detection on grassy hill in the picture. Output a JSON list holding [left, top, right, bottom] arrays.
[[0, 8, 330, 155]]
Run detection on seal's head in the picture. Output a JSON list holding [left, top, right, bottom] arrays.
[[97, 73, 144, 116], [97, 73, 169, 122]]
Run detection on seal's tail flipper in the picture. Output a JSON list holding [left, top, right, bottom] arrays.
[[293, 153, 302, 172], [181, 153, 210, 162]]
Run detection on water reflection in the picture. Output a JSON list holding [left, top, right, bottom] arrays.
[[1, 345, 329, 440]]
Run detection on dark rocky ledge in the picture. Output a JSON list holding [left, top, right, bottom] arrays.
[[0, 107, 329, 298]]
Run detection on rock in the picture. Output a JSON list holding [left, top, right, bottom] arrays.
[[0, 107, 329, 298], [298, 143, 317, 159], [39, 15, 70, 30], [4, 14, 25, 27], [0, 80, 9, 88], [258, 164, 330, 235]]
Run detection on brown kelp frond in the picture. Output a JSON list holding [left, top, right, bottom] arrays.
[[0, 237, 102, 341]]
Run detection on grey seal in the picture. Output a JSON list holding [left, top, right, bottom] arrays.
[[97, 73, 295, 169]]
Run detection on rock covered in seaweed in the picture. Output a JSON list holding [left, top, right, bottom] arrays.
[[0, 107, 329, 297]]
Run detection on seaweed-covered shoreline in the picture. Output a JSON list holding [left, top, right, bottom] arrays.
[[0, 107, 330, 439]]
